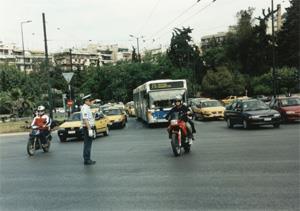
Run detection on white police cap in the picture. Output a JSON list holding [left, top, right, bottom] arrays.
[[82, 94, 92, 101]]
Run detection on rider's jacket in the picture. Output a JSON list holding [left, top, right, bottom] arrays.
[[31, 114, 51, 131], [166, 104, 189, 122]]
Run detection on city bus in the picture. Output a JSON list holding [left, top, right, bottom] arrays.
[[133, 79, 187, 125]]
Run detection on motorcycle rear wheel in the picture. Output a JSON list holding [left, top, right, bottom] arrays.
[[27, 138, 35, 156], [171, 133, 181, 156]]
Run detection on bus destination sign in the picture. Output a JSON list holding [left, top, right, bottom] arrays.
[[149, 81, 184, 90]]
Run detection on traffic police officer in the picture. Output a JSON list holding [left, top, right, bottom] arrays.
[[81, 94, 96, 165]]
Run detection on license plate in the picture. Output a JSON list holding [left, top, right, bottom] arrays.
[[264, 118, 272, 121], [68, 131, 76, 134]]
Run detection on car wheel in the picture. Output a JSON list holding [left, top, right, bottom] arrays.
[[59, 136, 66, 142], [227, 118, 233, 128], [273, 123, 280, 128], [243, 120, 249, 129], [104, 127, 109, 136], [198, 113, 204, 121]]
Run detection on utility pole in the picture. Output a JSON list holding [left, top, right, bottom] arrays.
[[42, 13, 53, 119], [271, 0, 276, 98], [130, 35, 143, 62], [69, 48, 73, 71], [20, 20, 32, 73]]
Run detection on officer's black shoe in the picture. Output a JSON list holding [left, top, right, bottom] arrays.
[[84, 160, 96, 165]]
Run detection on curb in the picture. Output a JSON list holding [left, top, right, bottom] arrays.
[[0, 132, 29, 137]]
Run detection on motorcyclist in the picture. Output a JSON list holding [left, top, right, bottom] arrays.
[[31, 105, 51, 146], [165, 95, 195, 140]]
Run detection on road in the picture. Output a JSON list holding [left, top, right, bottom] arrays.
[[0, 118, 299, 211]]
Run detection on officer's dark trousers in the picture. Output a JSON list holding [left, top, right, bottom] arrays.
[[83, 127, 93, 161]]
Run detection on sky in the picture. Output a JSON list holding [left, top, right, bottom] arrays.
[[0, 0, 290, 53]]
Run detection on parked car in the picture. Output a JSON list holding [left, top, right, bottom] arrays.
[[102, 107, 127, 128], [269, 96, 300, 122], [224, 99, 281, 129], [57, 111, 110, 142], [191, 99, 225, 120]]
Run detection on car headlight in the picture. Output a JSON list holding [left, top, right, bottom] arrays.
[[273, 113, 281, 117], [286, 111, 295, 114], [249, 115, 260, 119]]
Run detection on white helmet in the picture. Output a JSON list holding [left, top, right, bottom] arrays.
[[175, 95, 182, 101], [37, 105, 45, 115]]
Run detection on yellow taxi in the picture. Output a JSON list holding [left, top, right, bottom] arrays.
[[57, 111, 110, 142], [192, 99, 225, 120], [221, 96, 248, 105], [102, 107, 127, 129]]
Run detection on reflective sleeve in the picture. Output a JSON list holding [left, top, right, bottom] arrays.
[[45, 115, 51, 127], [31, 117, 37, 126]]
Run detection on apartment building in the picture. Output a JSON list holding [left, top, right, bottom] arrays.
[[0, 41, 51, 72], [53, 44, 132, 70]]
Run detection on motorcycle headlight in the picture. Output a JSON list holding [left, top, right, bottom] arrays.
[[171, 120, 178, 125]]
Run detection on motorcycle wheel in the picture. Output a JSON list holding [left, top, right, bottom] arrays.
[[27, 138, 35, 156], [184, 145, 190, 153], [171, 133, 181, 157], [42, 140, 50, 152]]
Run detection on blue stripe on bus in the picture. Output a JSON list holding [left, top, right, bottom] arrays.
[[152, 110, 168, 119]]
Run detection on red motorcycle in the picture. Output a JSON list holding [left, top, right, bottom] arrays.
[[167, 112, 192, 156]]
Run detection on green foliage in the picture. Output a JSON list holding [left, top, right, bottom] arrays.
[[277, 0, 300, 67], [251, 67, 299, 95], [202, 67, 246, 98], [167, 27, 200, 69], [224, 8, 273, 76]]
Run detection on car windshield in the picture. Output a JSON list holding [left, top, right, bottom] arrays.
[[103, 109, 122, 116], [201, 100, 222, 107], [69, 113, 81, 121], [243, 100, 269, 111], [280, 98, 300, 106]]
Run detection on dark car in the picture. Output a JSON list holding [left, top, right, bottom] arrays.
[[224, 99, 281, 129], [269, 96, 300, 122]]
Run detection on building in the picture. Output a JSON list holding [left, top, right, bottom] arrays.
[[53, 44, 132, 70], [200, 32, 227, 52], [266, 4, 283, 35], [1, 41, 132, 72], [0, 41, 50, 72], [53, 49, 99, 71]]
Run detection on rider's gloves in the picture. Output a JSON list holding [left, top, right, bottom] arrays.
[[88, 129, 94, 137]]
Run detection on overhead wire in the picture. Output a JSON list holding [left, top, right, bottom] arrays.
[[137, 0, 161, 36], [148, 0, 201, 39], [147, 0, 216, 47]]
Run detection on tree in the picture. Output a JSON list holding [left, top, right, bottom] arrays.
[[201, 67, 246, 98], [225, 8, 273, 76], [277, 0, 300, 68], [167, 27, 199, 69]]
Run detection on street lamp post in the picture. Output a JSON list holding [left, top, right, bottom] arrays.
[[271, 0, 276, 98], [20, 20, 32, 73], [130, 35, 143, 62]]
